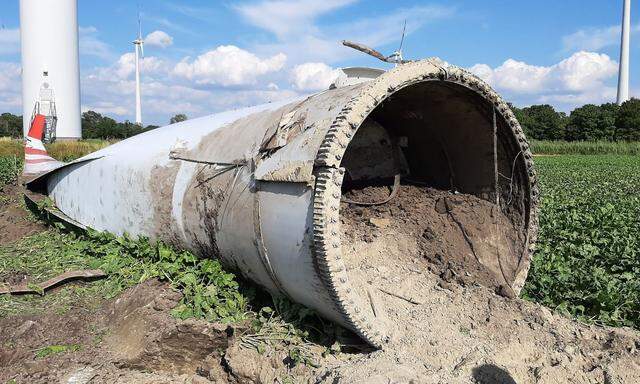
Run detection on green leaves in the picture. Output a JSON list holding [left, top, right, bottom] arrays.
[[0, 155, 21, 189], [0, 227, 249, 324], [523, 155, 640, 329], [35, 344, 81, 359], [83, 231, 250, 324]]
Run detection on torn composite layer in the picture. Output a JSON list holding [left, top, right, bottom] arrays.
[[26, 59, 539, 348]]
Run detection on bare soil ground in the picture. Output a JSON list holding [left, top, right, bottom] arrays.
[[0, 182, 46, 245], [318, 273, 640, 383], [0, 279, 231, 383], [0, 276, 323, 383], [0, 183, 639, 383]]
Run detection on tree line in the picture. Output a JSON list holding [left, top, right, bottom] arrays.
[[511, 98, 640, 142], [0, 111, 188, 140], [2, 101, 640, 141], [80, 111, 159, 139]]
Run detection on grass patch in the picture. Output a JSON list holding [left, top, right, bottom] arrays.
[[0, 137, 111, 161], [0, 137, 23, 158], [47, 140, 112, 162], [0, 229, 249, 323], [35, 344, 81, 359], [523, 155, 640, 329], [530, 140, 640, 155], [0, 156, 21, 189]]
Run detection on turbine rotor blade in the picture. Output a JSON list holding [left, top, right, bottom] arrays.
[[342, 40, 389, 62], [398, 19, 407, 53], [137, 4, 142, 40]]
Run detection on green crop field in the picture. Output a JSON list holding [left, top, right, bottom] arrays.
[[523, 155, 640, 329]]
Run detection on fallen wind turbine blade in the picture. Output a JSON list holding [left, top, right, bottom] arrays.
[[342, 40, 389, 62]]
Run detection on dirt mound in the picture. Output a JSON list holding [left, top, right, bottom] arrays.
[[0, 277, 330, 383], [316, 274, 640, 383], [223, 342, 322, 383], [0, 280, 236, 383], [341, 185, 525, 296], [104, 280, 234, 376]]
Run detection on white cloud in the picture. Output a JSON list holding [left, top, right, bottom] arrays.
[[470, 51, 617, 94], [0, 62, 22, 111], [81, 70, 299, 125], [203, 88, 298, 112], [562, 24, 640, 52], [469, 60, 551, 94], [469, 51, 619, 110], [79, 26, 98, 33], [79, 26, 114, 60], [96, 52, 169, 80], [290, 62, 339, 91], [1, 25, 114, 60], [552, 51, 618, 91], [79, 44, 298, 125], [236, 0, 357, 39], [0, 62, 20, 91], [173, 45, 286, 86], [467, 63, 493, 83], [238, 3, 455, 65], [0, 28, 20, 55], [144, 30, 173, 48]]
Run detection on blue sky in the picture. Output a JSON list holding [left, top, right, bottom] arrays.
[[0, 0, 637, 125]]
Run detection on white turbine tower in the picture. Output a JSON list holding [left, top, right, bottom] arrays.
[[133, 14, 144, 125], [20, 0, 82, 140], [617, 0, 631, 105]]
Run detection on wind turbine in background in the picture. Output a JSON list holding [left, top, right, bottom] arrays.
[[342, 20, 409, 66], [133, 12, 144, 125], [388, 20, 407, 66], [617, 0, 631, 105]]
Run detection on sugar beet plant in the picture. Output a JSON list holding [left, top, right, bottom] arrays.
[[523, 155, 640, 329], [83, 230, 250, 323], [0, 155, 21, 189], [0, 229, 249, 323]]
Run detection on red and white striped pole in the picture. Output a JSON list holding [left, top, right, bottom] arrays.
[[23, 114, 63, 176]]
